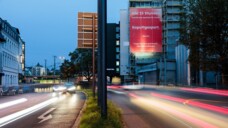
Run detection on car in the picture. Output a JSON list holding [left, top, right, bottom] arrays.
[[64, 82, 76, 93], [17, 87, 23, 94], [0, 87, 3, 96], [2, 86, 16, 96], [52, 85, 67, 93]]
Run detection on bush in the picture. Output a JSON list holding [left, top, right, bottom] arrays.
[[78, 81, 92, 89], [79, 89, 123, 128]]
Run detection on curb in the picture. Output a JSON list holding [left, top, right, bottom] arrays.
[[72, 91, 87, 128]]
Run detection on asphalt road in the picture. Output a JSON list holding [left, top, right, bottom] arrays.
[[108, 86, 228, 128], [0, 92, 86, 128]]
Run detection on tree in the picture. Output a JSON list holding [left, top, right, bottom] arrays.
[[60, 60, 75, 82], [180, 0, 228, 86], [69, 48, 93, 82]]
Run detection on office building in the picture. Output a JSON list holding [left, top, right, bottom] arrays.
[[106, 23, 121, 84], [128, 0, 163, 84], [120, 9, 132, 83]]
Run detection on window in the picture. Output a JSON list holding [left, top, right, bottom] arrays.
[[116, 54, 120, 59], [116, 68, 119, 72], [116, 40, 119, 46], [116, 27, 120, 32], [116, 61, 119, 66], [116, 47, 120, 52], [116, 34, 120, 39]]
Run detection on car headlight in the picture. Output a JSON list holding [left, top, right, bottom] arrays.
[[59, 86, 67, 91], [67, 86, 76, 91]]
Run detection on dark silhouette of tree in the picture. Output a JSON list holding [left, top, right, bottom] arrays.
[[180, 0, 228, 86], [60, 60, 75, 82], [69, 48, 93, 82]]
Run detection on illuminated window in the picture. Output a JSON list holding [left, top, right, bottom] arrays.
[[116, 68, 119, 72], [116, 40, 119, 45], [116, 61, 119, 66]]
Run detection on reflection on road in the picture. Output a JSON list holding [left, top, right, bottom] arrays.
[[108, 85, 228, 128]]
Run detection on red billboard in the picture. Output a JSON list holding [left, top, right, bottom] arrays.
[[130, 8, 162, 54]]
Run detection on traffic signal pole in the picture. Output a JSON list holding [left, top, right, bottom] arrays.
[[98, 0, 107, 118]]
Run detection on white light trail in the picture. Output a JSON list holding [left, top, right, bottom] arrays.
[[0, 97, 58, 127], [0, 98, 28, 109]]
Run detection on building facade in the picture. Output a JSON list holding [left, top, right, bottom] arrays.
[[0, 18, 25, 87], [120, 9, 132, 83], [121, 0, 186, 85], [32, 63, 46, 77], [128, 0, 163, 84], [106, 23, 121, 84], [77, 12, 97, 48], [118, 0, 216, 86]]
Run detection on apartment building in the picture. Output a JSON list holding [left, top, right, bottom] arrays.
[[77, 12, 97, 48], [0, 18, 25, 87]]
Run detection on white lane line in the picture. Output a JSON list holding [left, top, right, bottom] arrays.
[[0, 98, 28, 109], [0, 97, 58, 127]]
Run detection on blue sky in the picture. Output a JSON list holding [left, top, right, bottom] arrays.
[[0, 0, 128, 68]]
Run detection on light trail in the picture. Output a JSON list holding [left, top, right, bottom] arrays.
[[107, 85, 122, 89], [0, 98, 27, 109], [107, 89, 126, 94], [128, 93, 218, 128], [0, 97, 58, 127], [151, 92, 228, 114], [180, 88, 228, 96]]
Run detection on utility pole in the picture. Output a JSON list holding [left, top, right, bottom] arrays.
[[98, 0, 107, 118], [45, 59, 47, 76], [92, 13, 96, 98], [54, 56, 56, 83]]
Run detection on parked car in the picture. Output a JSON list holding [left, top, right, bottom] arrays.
[[0, 87, 3, 96], [18, 88, 23, 94], [2, 86, 16, 96], [15, 86, 23, 94]]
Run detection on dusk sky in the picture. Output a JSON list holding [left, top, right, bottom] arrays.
[[0, 0, 128, 69]]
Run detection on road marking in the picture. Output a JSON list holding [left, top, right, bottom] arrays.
[[38, 108, 56, 123], [0, 98, 27, 109]]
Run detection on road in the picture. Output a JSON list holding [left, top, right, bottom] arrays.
[[0, 92, 86, 128], [108, 85, 228, 128]]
